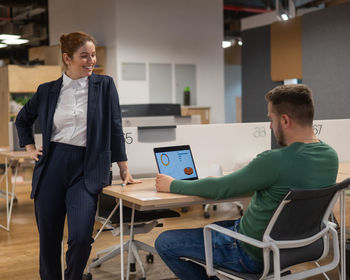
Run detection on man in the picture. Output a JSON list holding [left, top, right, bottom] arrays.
[[154, 84, 339, 280]]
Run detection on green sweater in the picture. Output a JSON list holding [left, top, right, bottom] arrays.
[[170, 142, 339, 262]]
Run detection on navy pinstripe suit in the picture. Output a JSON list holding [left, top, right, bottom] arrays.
[[15, 73, 127, 279]]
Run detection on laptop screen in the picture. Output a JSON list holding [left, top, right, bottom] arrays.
[[154, 145, 198, 180]]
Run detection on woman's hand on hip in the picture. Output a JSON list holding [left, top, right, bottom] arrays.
[[25, 144, 43, 161]]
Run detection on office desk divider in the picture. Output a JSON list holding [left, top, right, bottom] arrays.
[[312, 119, 350, 162], [113, 122, 271, 178]]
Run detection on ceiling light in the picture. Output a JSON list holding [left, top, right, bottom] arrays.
[[0, 43, 7, 48], [2, 38, 29, 45], [281, 13, 289, 21], [237, 40, 243, 46], [284, 79, 298, 85], [222, 41, 232, 48], [0, 34, 21, 40]]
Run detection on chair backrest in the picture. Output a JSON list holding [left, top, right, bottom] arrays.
[[263, 178, 350, 270]]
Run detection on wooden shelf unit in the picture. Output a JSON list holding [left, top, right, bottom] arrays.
[[28, 45, 106, 75], [0, 65, 62, 146], [181, 106, 211, 124]]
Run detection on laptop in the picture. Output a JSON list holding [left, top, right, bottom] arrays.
[[154, 145, 198, 180]]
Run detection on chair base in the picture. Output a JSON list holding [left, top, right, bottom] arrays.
[[87, 239, 157, 278]]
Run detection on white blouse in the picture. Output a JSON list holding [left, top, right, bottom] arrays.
[[51, 73, 89, 147]]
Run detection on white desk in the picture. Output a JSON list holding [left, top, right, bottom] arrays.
[[0, 149, 32, 231]]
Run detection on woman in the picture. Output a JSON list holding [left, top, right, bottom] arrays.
[[15, 31, 140, 280]]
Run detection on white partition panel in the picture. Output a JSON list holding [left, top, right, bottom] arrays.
[[113, 122, 271, 178], [313, 119, 350, 162]]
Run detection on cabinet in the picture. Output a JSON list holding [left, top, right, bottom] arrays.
[[181, 106, 211, 124], [0, 65, 62, 146]]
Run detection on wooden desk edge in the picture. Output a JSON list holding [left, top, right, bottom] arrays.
[[0, 150, 32, 159], [103, 180, 250, 211]]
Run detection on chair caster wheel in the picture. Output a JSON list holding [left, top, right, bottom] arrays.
[[146, 253, 154, 263], [83, 273, 92, 280], [204, 212, 210, 219], [181, 207, 188, 213], [92, 258, 101, 268], [130, 263, 136, 272]]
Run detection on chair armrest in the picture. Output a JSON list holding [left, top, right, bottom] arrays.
[[268, 223, 334, 249], [203, 223, 269, 277], [204, 224, 269, 249]]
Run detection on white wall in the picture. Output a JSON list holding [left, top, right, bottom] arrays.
[[48, 0, 225, 123], [48, 0, 118, 77]]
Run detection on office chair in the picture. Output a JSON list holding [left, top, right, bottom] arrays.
[[84, 193, 180, 280], [199, 164, 244, 219], [181, 178, 350, 280], [203, 201, 244, 219]]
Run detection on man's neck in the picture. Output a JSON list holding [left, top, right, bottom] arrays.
[[285, 128, 319, 146]]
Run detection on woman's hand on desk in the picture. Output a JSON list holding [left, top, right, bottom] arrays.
[[117, 161, 142, 186], [155, 174, 174, 193], [26, 144, 43, 161]]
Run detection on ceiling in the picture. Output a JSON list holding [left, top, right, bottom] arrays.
[[0, 0, 335, 62], [223, 0, 332, 39], [0, 0, 48, 62]]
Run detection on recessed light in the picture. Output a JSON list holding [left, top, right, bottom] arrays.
[[2, 38, 29, 45], [0, 34, 21, 40], [0, 43, 8, 48], [222, 41, 232, 48]]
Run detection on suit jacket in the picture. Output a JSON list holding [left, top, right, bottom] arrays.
[[15, 73, 127, 198]]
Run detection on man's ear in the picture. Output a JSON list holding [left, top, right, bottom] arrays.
[[281, 114, 292, 128]]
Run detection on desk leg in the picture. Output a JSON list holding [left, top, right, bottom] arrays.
[[94, 201, 120, 241], [126, 204, 135, 280], [340, 191, 346, 280], [7, 160, 18, 230], [0, 157, 16, 231], [120, 198, 124, 280]]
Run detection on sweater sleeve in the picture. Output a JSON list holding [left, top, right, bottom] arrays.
[[170, 150, 282, 200]]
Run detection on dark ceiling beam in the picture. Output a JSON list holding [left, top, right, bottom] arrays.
[[0, 0, 29, 7], [224, 4, 272, 13], [0, 0, 47, 8]]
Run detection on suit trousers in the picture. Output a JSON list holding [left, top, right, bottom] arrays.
[[34, 142, 98, 280]]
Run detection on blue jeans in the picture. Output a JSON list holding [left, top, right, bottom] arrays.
[[155, 219, 263, 280]]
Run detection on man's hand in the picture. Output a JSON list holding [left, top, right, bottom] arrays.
[[117, 161, 141, 186], [26, 144, 42, 161], [155, 174, 174, 193]]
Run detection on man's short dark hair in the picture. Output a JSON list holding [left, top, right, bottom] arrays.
[[265, 84, 314, 126]]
